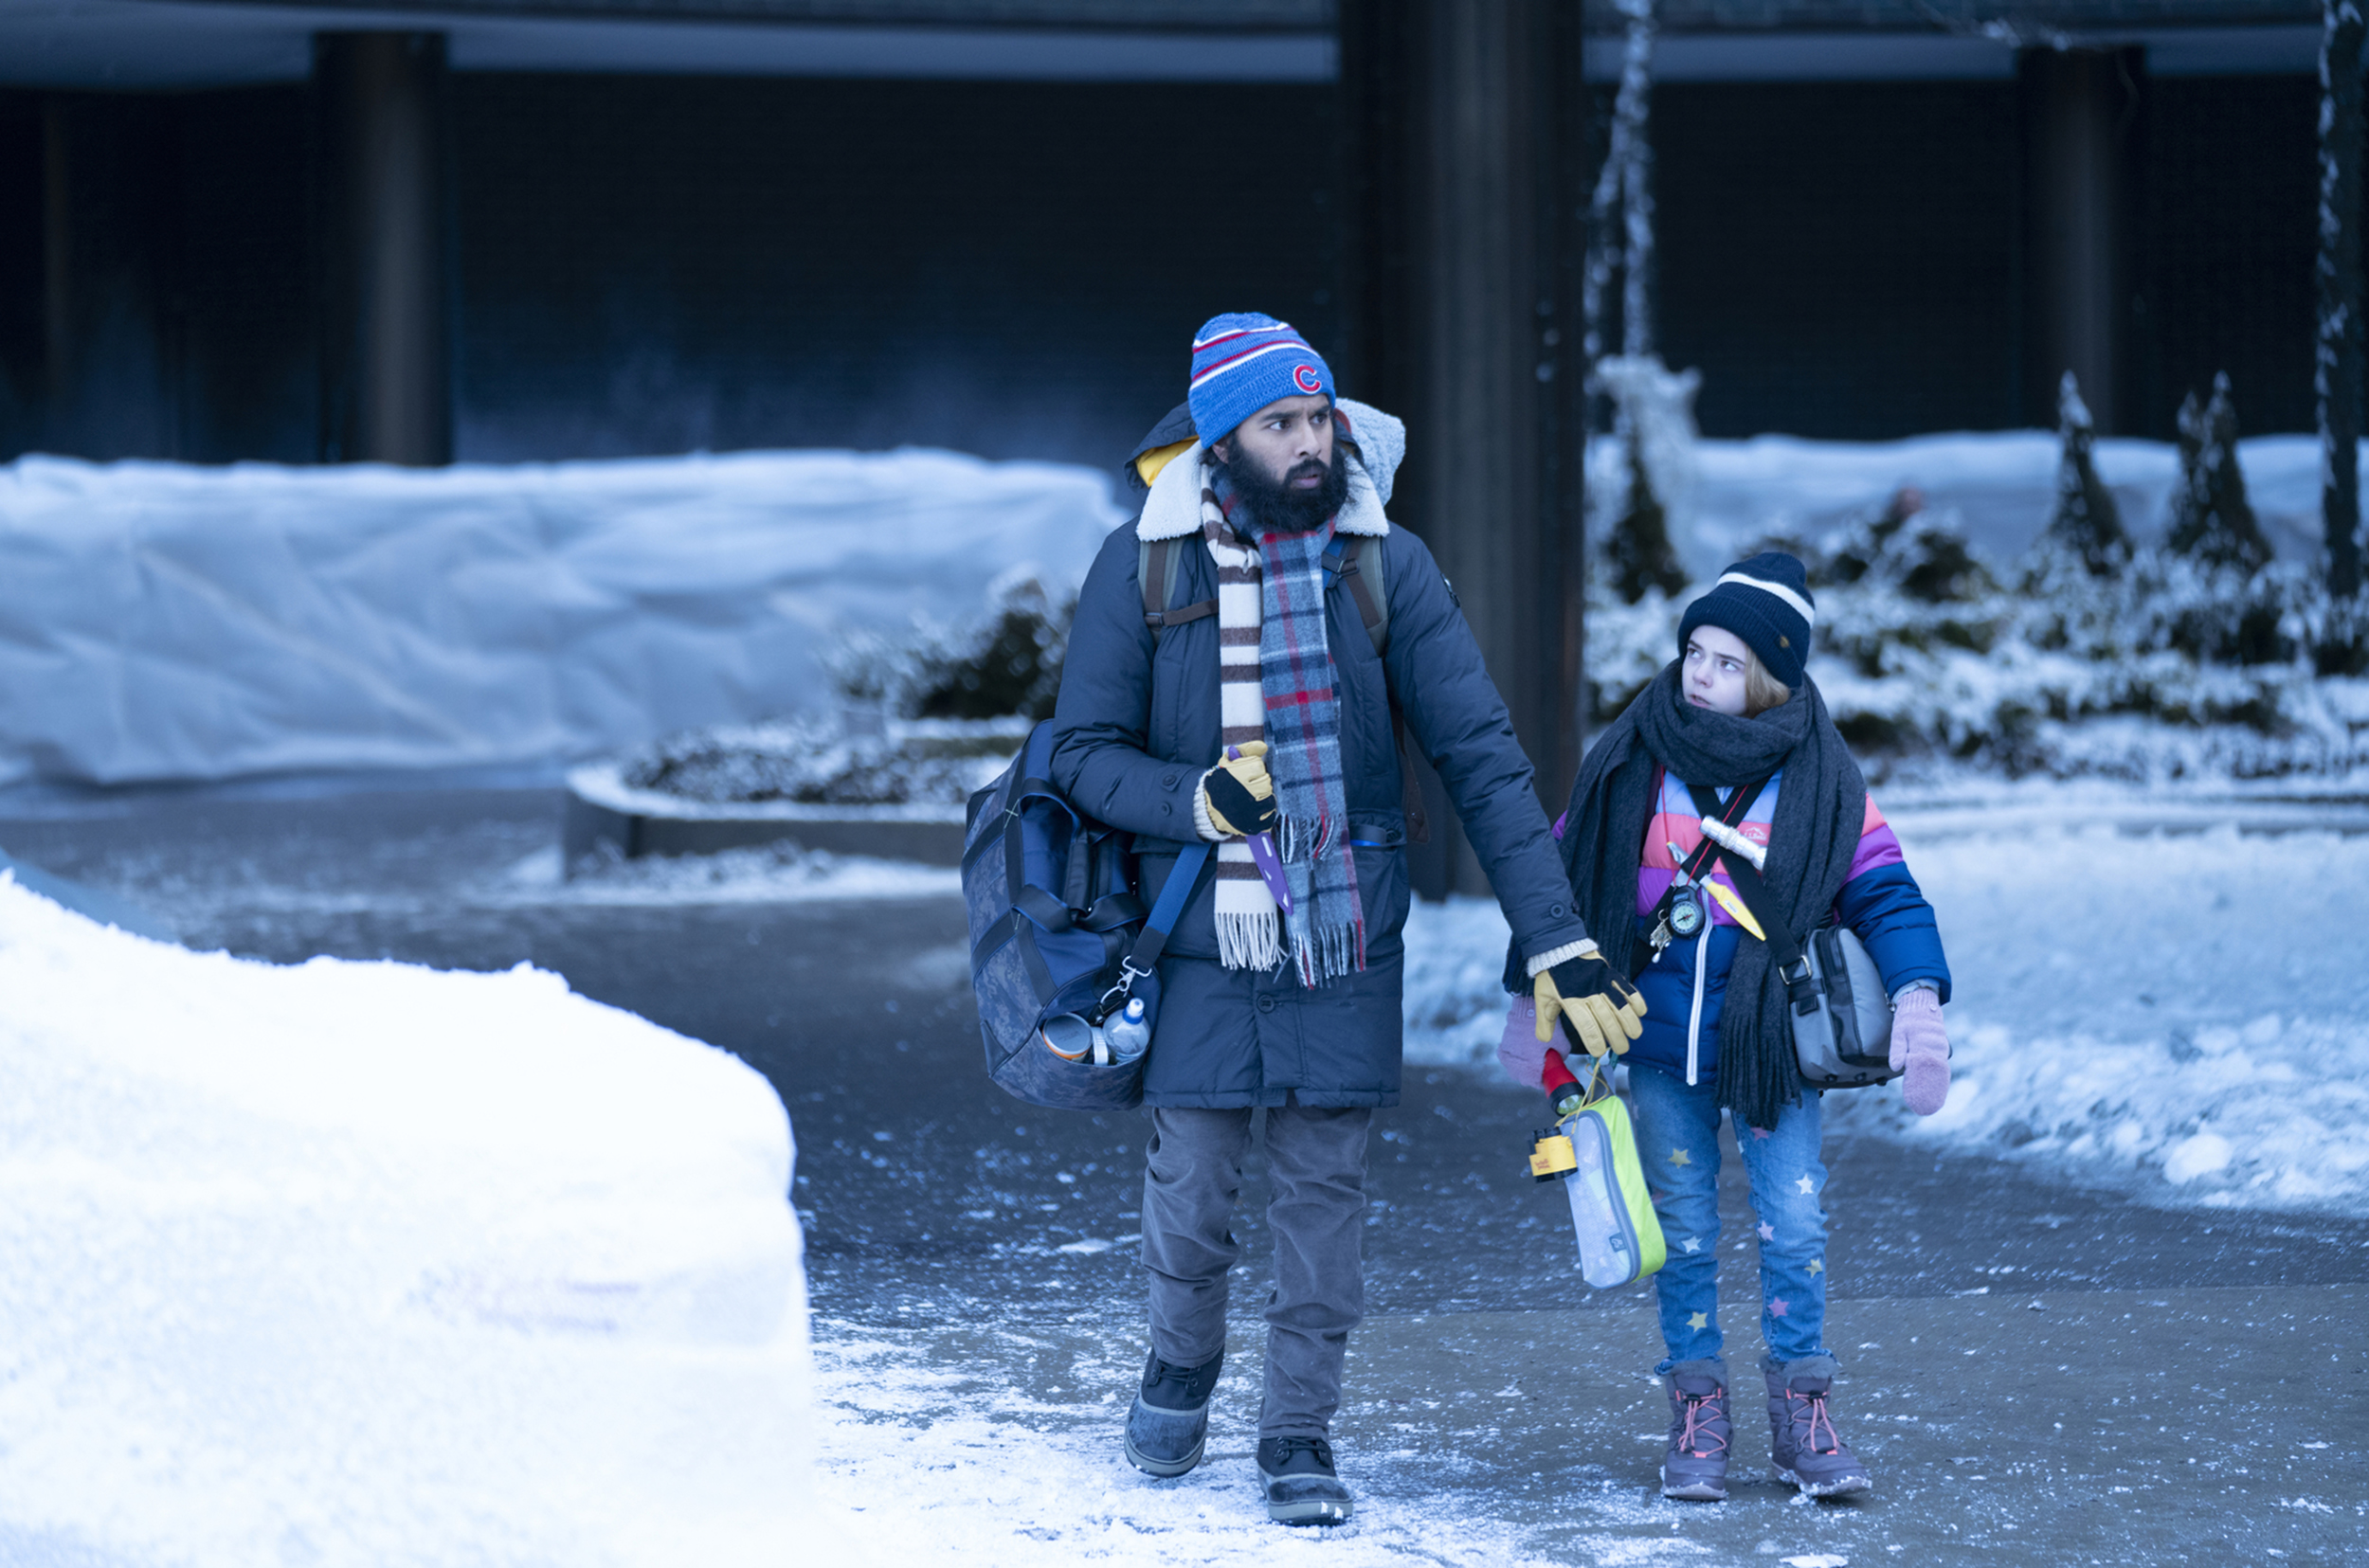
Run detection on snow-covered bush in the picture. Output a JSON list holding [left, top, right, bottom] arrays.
[[618, 573, 1058, 807], [1591, 354, 1700, 604], [1588, 424, 2369, 784], [618, 715, 1022, 807], [825, 568, 1072, 724]]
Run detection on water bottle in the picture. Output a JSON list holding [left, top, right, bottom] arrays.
[[1103, 997, 1152, 1065]]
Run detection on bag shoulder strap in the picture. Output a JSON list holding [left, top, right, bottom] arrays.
[[1681, 780, 1820, 1015], [1116, 840, 1212, 980]]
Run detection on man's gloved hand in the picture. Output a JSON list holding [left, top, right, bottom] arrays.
[[1890, 986, 1950, 1116], [1199, 741, 1276, 838], [1533, 946, 1648, 1058]]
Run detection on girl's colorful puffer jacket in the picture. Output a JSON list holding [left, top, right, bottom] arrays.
[[1626, 766, 1950, 1086]]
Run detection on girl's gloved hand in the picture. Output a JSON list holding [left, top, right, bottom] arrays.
[[1890, 987, 1950, 1116], [1496, 998, 1552, 1091]]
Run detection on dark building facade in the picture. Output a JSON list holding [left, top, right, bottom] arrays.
[[0, 0, 2345, 892], [0, 1, 2339, 470]]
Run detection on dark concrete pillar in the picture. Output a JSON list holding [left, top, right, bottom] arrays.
[[316, 31, 452, 465], [36, 94, 182, 460], [2019, 46, 2144, 434], [1340, 0, 1586, 898]]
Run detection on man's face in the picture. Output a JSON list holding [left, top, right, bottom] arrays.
[[1220, 394, 1334, 490], [1215, 394, 1344, 533]]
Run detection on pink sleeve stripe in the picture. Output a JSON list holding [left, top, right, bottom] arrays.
[[1863, 792, 1887, 833]]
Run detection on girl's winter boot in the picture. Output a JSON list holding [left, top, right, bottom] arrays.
[[1764, 1355, 1871, 1496], [1660, 1359, 1732, 1501]]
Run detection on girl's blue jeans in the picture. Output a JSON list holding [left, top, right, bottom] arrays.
[[1626, 1063, 1831, 1372]]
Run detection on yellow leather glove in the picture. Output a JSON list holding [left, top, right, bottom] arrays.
[[1533, 946, 1648, 1058], [1200, 741, 1276, 838]]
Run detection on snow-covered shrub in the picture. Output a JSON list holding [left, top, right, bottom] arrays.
[[618, 715, 1019, 807], [824, 568, 1072, 723], [1597, 423, 2369, 783], [2033, 370, 2130, 582], [2167, 373, 2273, 574], [1591, 354, 1699, 604]]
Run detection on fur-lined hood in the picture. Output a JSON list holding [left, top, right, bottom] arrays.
[[1120, 398, 1407, 545]]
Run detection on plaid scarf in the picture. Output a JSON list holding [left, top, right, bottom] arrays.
[[1205, 462, 1366, 986]]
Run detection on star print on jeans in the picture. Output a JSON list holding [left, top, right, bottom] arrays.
[[1679, 1237, 1701, 1253], [1670, 1148, 1691, 1165], [1807, 1259, 1824, 1275], [1751, 1126, 1771, 1140], [1768, 1297, 1789, 1317], [1795, 1175, 1817, 1195], [1757, 1220, 1776, 1241], [1688, 1311, 1709, 1330]]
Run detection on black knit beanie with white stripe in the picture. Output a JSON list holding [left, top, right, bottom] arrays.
[[1677, 551, 1816, 690]]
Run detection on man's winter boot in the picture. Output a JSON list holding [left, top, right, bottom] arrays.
[[1660, 1359, 1732, 1502], [1257, 1435, 1353, 1525], [1764, 1355, 1872, 1497], [1124, 1348, 1223, 1478]]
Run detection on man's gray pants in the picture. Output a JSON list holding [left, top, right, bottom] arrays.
[[1140, 1105, 1372, 1440]]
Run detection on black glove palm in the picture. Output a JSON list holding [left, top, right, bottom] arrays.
[[1201, 743, 1278, 838]]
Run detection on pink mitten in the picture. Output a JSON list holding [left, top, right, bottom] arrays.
[[1496, 998, 1552, 1090], [1890, 987, 1950, 1116]]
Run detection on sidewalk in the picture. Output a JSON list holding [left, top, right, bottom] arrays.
[[812, 1281, 2367, 1566]]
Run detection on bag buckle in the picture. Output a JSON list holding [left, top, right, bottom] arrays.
[[1094, 958, 1153, 1020]]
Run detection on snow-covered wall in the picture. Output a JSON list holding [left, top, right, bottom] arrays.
[[0, 450, 1123, 785], [0, 876, 848, 1566]]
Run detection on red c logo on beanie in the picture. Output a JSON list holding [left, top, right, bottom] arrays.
[[1293, 363, 1324, 395]]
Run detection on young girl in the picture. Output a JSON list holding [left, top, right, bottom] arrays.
[[1500, 551, 1953, 1503]]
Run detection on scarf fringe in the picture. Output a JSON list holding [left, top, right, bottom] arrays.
[[1290, 914, 1368, 987], [1218, 910, 1284, 972]]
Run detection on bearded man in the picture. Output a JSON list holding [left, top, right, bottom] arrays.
[[1049, 313, 1644, 1525]]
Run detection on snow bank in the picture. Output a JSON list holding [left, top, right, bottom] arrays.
[[0, 449, 1122, 786], [0, 874, 845, 1566], [1657, 430, 2345, 576], [1401, 809, 2369, 1217]]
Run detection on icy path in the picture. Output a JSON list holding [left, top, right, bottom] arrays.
[[1403, 812, 2369, 1218]]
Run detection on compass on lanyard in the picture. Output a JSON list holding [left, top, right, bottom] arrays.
[[1665, 842, 1707, 939]]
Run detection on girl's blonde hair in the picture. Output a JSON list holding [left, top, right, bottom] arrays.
[[1743, 650, 1793, 717]]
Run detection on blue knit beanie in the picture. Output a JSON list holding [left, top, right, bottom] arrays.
[[1678, 551, 1817, 691], [1187, 313, 1334, 446]]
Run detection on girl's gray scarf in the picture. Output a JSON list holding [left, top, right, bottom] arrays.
[[1518, 661, 1867, 1129]]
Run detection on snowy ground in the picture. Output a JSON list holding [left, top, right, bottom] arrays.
[[1402, 802, 2369, 1219], [6, 779, 2361, 1566]]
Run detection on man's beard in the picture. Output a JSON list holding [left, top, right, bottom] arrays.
[[1222, 444, 1349, 535]]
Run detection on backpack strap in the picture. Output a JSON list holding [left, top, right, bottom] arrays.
[[1324, 533, 1427, 843], [1141, 536, 1216, 641]]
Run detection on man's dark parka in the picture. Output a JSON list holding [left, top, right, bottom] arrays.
[[1049, 400, 1587, 1108]]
